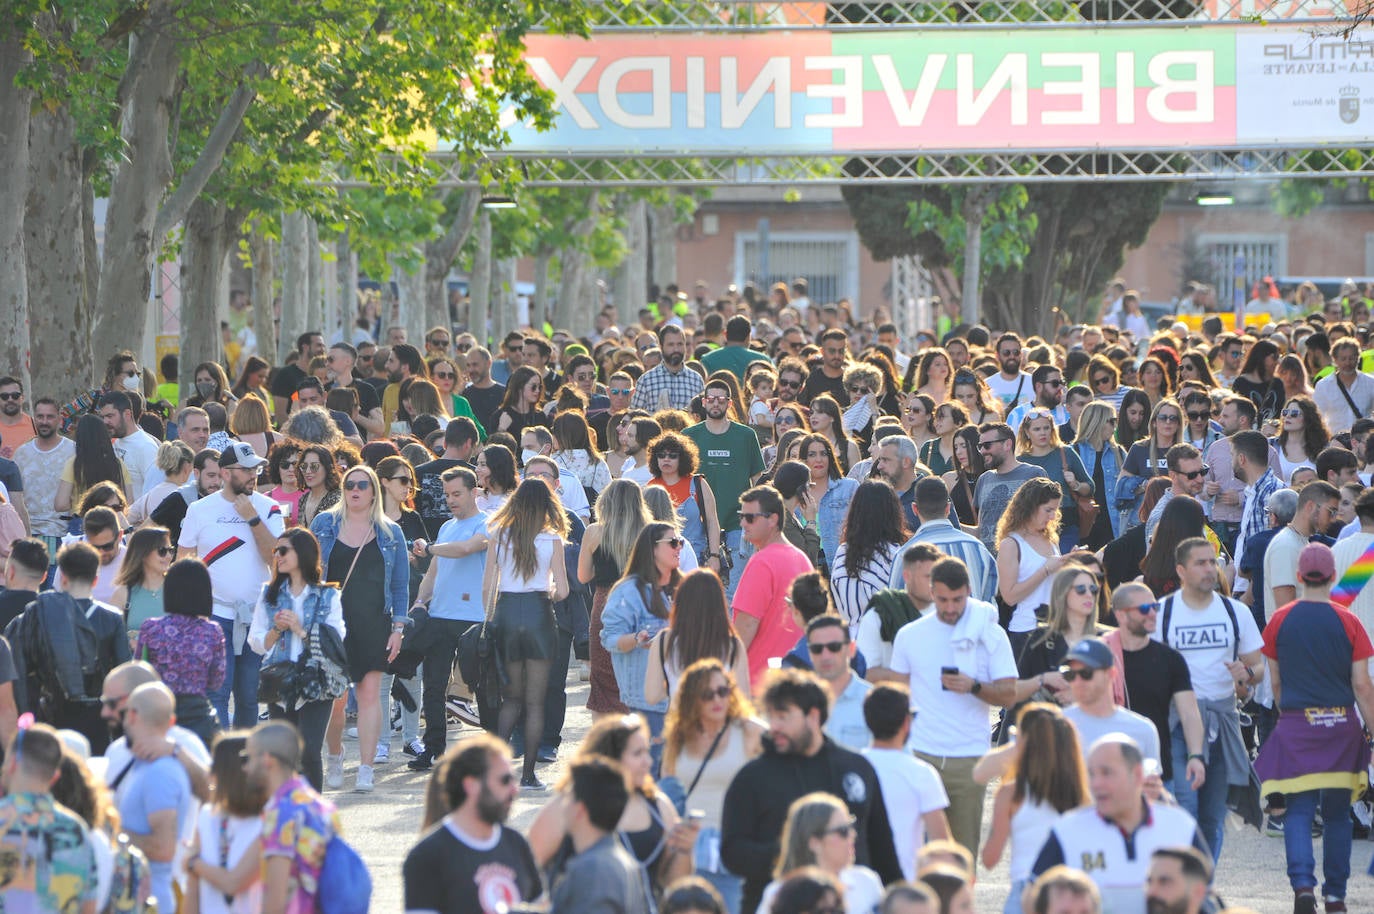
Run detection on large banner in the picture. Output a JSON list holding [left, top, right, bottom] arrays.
[[500, 26, 1374, 153]]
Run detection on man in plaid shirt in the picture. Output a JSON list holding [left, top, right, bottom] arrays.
[[631, 325, 703, 412]]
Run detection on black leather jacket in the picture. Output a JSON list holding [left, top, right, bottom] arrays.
[[5, 591, 132, 717]]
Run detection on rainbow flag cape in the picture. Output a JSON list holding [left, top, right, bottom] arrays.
[[1332, 539, 1374, 608]]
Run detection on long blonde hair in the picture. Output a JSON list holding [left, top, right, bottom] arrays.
[[326, 464, 388, 529], [1076, 401, 1119, 452], [596, 479, 652, 569], [776, 793, 848, 878]]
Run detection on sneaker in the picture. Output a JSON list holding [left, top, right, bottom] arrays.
[[325, 753, 344, 790], [403, 738, 426, 758], [407, 752, 434, 772], [578, 661, 590, 682], [344, 727, 359, 740], [1295, 890, 1318, 914], [356, 764, 374, 792], [447, 697, 482, 728], [374, 743, 390, 765], [537, 746, 558, 763], [520, 775, 547, 793], [1324, 898, 1347, 914], [1265, 814, 1286, 837]]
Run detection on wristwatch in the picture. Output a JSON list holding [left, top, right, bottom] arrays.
[[247, 516, 262, 527], [971, 681, 983, 696], [423, 542, 433, 558]]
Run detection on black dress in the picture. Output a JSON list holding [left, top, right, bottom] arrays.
[[396, 509, 429, 604], [328, 538, 389, 680]]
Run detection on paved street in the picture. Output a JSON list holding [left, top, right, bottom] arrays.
[[331, 669, 1374, 913]]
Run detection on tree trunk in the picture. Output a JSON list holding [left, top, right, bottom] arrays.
[[648, 199, 679, 294], [579, 267, 601, 337], [469, 209, 492, 347], [556, 247, 587, 333], [336, 232, 355, 338], [180, 199, 231, 401], [0, 38, 33, 394], [423, 189, 480, 335], [613, 196, 648, 330], [279, 211, 309, 361], [249, 220, 277, 360], [393, 248, 427, 347], [26, 107, 94, 400], [92, 21, 180, 360], [306, 216, 323, 336], [960, 187, 992, 329], [492, 257, 517, 343], [532, 251, 552, 333]]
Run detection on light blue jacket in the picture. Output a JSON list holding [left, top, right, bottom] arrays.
[[816, 476, 859, 565], [310, 512, 411, 623], [1076, 441, 1125, 538], [600, 576, 670, 713]]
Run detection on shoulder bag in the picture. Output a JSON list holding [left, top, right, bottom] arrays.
[[1060, 448, 1100, 533], [694, 474, 731, 573], [458, 542, 506, 727], [1335, 374, 1365, 427], [659, 720, 730, 816]]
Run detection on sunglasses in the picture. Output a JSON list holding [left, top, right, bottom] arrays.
[[273, 546, 292, 556], [777, 379, 801, 388], [1072, 583, 1100, 596], [156, 546, 176, 558], [657, 451, 682, 460], [776, 415, 799, 425], [609, 388, 632, 396], [702, 395, 727, 403], [343, 479, 371, 491], [657, 537, 685, 549], [1128, 602, 1160, 615], [1043, 379, 1064, 388], [1059, 666, 1099, 682], [389, 476, 415, 487], [90, 539, 119, 553], [1186, 411, 1210, 422], [738, 511, 771, 523], [0, 392, 20, 401], [1180, 466, 1210, 480], [1281, 408, 1303, 418], [701, 685, 731, 701], [808, 640, 847, 655], [1000, 350, 1022, 359], [1156, 414, 1181, 424], [847, 386, 871, 395], [433, 371, 456, 380], [821, 819, 857, 839], [977, 438, 1011, 450]]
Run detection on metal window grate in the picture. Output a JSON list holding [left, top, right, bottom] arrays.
[[1202, 237, 1283, 310], [737, 233, 858, 304]]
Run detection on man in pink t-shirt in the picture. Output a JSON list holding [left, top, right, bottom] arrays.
[[732, 485, 814, 683]]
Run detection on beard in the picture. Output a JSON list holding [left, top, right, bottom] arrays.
[[105, 715, 125, 742], [664, 350, 684, 367], [476, 783, 512, 825], [1146, 898, 1189, 914], [1001, 358, 1020, 375], [0, 402, 18, 416], [227, 476, 255, 496], [705, 406, 728, 421]]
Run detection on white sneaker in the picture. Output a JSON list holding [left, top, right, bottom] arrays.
[[325, 753, 344, 790], [355, 764, 374, 793], [374, 743, 390, 765], [344, 727, 359, 740]]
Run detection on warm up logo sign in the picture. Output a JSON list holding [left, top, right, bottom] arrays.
[[502, 26, 1373, 154]]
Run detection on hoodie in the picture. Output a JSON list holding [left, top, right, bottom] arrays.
[[721, 734, 902, 914]]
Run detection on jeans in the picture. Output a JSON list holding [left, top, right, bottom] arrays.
[[270, 699, 333, 791], [723, 530, 745, 602], [1285, 789, 1352, 898], [1209, 520, 1240, 557], [421, 619, 474, 758], [210, 616, 261, 729], [1004, 879, 1029, 914], [1170, 722, 1229, 862], [641, 708, 666, 780], [1057, 523, 1079, 556]]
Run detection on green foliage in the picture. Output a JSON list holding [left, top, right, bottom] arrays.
[[907, 185, 1036, 283]]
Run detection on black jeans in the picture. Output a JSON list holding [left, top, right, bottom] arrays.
[[421, 619, 475, 758], [270, 700, 333, 791]]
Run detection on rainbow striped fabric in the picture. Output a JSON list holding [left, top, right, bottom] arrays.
[[1331, 539, 1374, 608]]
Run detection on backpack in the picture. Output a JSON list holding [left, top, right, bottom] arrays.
[[316, 831, 372, 914], [1159, 594, 1241, 661]]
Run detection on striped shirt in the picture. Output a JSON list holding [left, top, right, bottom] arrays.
[[830, 541, 903, 634], [889, 519, 1000, 607], [1235, 467, 1283, 590], [630, 364, 704, 412]]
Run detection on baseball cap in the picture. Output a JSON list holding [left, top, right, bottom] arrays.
[[772, 462, 810, 501], [1298, 542, 1336, 584], [1064, 638, 1114, 671], [219, 441, 268, 470]]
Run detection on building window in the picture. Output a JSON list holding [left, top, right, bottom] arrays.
[[735, 232, 859, 307], [1197, 234, 1286, 312]]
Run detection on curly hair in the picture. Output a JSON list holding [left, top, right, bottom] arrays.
[[662, 658, 753, 772], [995, 477, 1062, 548], [1278, 395, 1330, 461], [296, 444, 341, 493], [266, 440, 301, 487], [648, 430, 699, 479]]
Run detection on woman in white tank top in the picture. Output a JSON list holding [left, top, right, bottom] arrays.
[[980, 704, 1090, 914], [995, 478, 1069, 657]]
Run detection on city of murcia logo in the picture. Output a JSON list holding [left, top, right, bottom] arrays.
[[1341, 85, 1360, 124]]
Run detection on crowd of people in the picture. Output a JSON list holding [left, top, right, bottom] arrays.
[[3, 278, 1374, 914]]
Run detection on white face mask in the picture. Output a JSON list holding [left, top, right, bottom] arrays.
[[521, 449, 541, 466], [122, 374, 142, 391]]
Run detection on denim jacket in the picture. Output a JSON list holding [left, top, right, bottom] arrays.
[[816, 476, 858, 565], [310, 512, 410, 623], [600, 576, 670, 713], [1076, 441, 1125, 538]]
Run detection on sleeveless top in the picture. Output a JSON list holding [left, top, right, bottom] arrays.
[[620, 788, 668, 867], [591, 545, 621, 588], [673, 721, 751, 831], [1009, 796, 1061, 881], [196, 808, 263, 914], [126, 584, 163, 635], [1008, 532, 1056, 633], [950, 471, 979, 527]]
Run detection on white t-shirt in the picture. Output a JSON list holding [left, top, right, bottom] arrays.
[[492, 531, 561, 593], [987, 371, 1033, 410], [621, 459, 653, 485], [179, 491, 285, 616], [890, 604, 1018, 756], [861, 747, 949, 882], [756, 866, 882, 914], [113, 428, 161, 497], [1151, 591, 1263, 702], [1262, 526, 1305, 621], [55, 535, 125, 604], [1063, 705, 1161, 764]]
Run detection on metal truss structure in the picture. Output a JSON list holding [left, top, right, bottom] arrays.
[[552, 0, 1364, 29], [415, 147, 1374, 188]]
